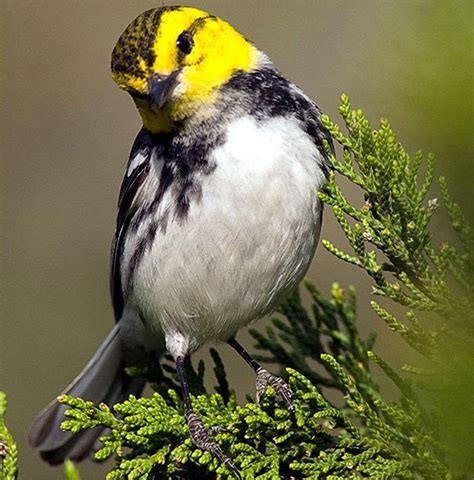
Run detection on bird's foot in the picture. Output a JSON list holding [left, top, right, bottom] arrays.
[[255, 367, 294, 412], [186, 411, 239, 477]]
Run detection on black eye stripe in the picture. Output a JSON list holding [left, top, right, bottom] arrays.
[[176, 32, 193, 55]]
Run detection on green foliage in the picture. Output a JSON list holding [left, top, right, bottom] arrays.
[[0, 393, 18, 480], [320, 94, 473, 321], [0, 393, 83, 480], [58, 282, 375, 479], [250, 282, 376, 395], [60, 362, 338, 479], [64, 460, 82, 480], [318, 94, 474, 475], [57, 280, 464, 479]]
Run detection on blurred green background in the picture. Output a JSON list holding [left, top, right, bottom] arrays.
[[1, 1, 472, 478]]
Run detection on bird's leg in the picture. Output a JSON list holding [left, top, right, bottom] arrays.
[[175, 356, 238, 475], [227, 337, 294, 411]]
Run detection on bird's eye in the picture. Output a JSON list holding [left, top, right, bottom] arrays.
[[176, 32, 193, 55]]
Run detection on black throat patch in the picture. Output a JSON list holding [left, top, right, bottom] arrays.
[[132, 123, 222, 230]]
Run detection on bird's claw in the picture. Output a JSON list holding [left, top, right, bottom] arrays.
[[186, 411, 240, 478], [255, 367, 294, 412], [208, 425, 229, 436]]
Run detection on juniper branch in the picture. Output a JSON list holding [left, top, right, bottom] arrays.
[[0, 393, 18, 480]]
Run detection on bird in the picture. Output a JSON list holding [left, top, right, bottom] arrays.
[[29, 5, 331, 471]]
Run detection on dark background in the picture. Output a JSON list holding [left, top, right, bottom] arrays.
[[1, 1, 473, 478]]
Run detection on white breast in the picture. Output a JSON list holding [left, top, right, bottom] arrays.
[[128, 115, 326, 357]]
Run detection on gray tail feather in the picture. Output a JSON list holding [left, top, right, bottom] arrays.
[[28, 323, 146, 465]]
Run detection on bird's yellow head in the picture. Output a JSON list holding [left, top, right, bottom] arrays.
[[111, 6, 258, 132]]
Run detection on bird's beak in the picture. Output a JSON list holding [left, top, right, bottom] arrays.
[[148, 70, 181, 108]]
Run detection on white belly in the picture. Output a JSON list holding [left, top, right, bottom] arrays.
[[127, 115, 326, 355]]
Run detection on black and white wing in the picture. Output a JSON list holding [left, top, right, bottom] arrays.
[[110, 129, 152, 320]]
